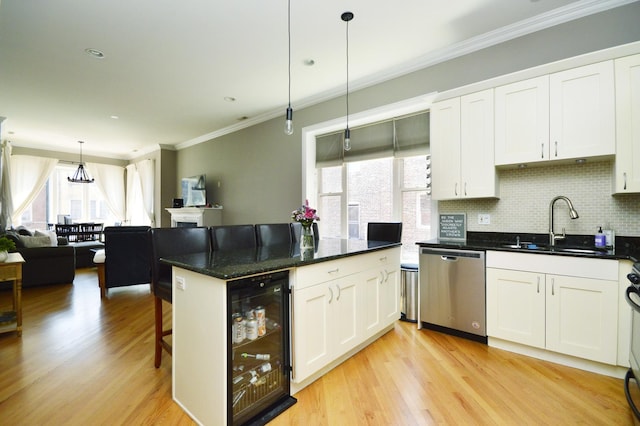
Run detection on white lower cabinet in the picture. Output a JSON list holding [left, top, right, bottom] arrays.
[[545, 274, 618, 364], [486, 268, 545, 348], [359, 251, 401, 340], [292, 247, 401, 383], [292, 275, 360, 381], [487, 259, 619, 365]]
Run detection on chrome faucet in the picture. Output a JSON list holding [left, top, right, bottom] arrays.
[[549, 196, 579, 246]]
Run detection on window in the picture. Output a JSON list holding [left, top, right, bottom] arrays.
[[19, 164, 118, 230], [307, 104, 437, 262], [317, 155, 432, 261]]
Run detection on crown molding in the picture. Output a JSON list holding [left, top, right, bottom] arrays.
[[177, 0, 636, 150]]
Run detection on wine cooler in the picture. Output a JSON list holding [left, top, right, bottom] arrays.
[[227, 270, 296, 425]]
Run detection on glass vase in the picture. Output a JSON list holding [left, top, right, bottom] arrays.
[[300, 223, 314, 250]]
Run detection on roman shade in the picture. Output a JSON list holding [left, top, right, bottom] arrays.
[[315, 111, 429, 167]]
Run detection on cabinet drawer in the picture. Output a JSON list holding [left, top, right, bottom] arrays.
[[295, 260, 352, 289], [295, 247, 401, 290], [0, 265, 19, 281], [486, 251, 618, 281], [356, 247, 401, 271]]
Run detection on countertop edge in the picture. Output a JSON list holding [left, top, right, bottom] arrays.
[[162, 241, 402, 281], [415, 240, 638, 263]]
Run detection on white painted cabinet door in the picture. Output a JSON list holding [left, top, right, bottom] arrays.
[[292, 282, 332, 382], [360, 269, 381, 339], [460, 89, 497, 198], [494, 76, 550, 165], [614, 53, 640, 193], [545, 274, 618, 365], [379, 266, 400, 327], [331, 276, 361, 356], [431, 91, 497, 200], [486, 268, 545, 348], [292, 275, 361, 382], [549, 61, 615, 160], [430, 97, 461, 200]]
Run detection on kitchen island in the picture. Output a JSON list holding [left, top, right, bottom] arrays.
[[162, 239, 401, 426]]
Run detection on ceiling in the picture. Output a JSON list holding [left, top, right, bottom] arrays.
[[0, 0, 631, 159]]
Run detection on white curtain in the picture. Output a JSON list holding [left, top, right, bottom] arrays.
[[136, 159, 155, 226], [125, 159, 155, 226], [87, 162, 126, 224], [10, 154, 58, 225], [125, 164, 138, 225], [0, 140, 14, 229]]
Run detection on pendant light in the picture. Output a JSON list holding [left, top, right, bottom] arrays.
[[284, 0, 294, 135], [342, 11, 354, 151], [68, 141, 94, 183]]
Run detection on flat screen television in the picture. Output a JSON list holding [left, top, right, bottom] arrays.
[[181, 174, 206, 207]]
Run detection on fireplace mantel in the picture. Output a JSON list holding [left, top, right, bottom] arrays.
[[166, 207, 223, 227]]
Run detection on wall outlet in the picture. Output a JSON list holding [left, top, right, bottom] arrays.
[[478, 214, 491, 225], [175, 276, 186, 291]]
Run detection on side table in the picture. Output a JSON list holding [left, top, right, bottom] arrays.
[[0, 252, 25, 336]]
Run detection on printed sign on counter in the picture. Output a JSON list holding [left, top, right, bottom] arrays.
[[439, 213, 466, 242]]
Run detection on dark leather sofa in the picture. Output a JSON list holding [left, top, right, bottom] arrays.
[[18, 245, 76, 288], [1, 229, 76, 288]]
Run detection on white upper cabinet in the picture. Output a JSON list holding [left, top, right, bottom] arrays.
[[495, 76, 550, 165], [614, 53, 640, 193], [549, 61, 615, 160], [431, 89, 498, 200], [495, 61, 615, 166], [430, 97, 461, 200]]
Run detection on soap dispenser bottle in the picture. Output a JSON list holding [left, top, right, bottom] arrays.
[[595, 227, 606, 248]]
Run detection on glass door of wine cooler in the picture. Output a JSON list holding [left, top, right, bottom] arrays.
[[227, 270, 296, 425]]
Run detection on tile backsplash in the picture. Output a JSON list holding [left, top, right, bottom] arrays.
[[439, 160, 640, 237]]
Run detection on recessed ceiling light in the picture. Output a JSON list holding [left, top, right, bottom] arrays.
[[110, 115, 119, 120], [84, 48, 105, 59], [224, 97, 236, 102]]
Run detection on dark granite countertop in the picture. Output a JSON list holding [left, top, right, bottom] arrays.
[[161, 239, 401, 280], [416, 231, 640, 262]]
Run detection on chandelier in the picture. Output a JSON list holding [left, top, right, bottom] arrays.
[[68, 141, 94, 183]]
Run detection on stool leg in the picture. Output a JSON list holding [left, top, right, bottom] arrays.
[[154, 296, 163, 368]]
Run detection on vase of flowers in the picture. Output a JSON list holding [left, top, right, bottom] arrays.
[[0, 236, 16, 262], [291, 200, 320, 253]]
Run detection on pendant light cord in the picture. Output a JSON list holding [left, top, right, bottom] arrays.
[[287, 0, 291, 108], [345, 17, 350, 130]]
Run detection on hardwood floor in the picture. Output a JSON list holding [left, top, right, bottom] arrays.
[[0, 268, 636, 425]]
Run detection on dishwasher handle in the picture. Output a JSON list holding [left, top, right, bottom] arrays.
[[440, 255, 459, 262], [421, 248, 484, 260]]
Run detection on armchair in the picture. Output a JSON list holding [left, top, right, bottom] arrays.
[[97, 226, 151, 299]]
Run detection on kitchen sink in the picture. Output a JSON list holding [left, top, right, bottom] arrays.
[[500, 243, 546, 250], [552, 247, 609, 255], [498, 244, 608, 255]]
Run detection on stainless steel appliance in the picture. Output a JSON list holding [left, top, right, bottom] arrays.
[[419, 247, 486, 342], [624, 261, 640, 420]]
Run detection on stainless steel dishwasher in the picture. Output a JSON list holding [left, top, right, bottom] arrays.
[[419, 247, 486, 342]]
